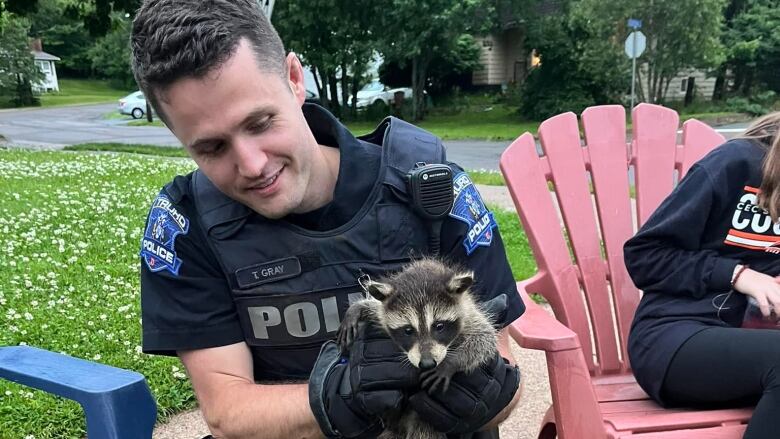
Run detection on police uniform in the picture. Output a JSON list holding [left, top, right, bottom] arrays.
[[140, 104, 525, 435]]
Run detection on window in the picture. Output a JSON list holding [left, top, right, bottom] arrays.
[[680, 78, 688, 92], [36, 61, 51, 73]]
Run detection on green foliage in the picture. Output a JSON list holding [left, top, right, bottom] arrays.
[[87, 17, 134, 89], [726, 90, 777, 115], [274, 0, 377, 117], [0, 15, 43, 106], [28, 0, 93, 77], [518, 5, 627, 119], [375, 0, 495, 120], [723, 0, 780, 94], [578, 0, 726, 103]]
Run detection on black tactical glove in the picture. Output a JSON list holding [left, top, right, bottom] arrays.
[[309, 323, 419, 438], [407, 293, 519, 434], [408, 351, 520, 435]]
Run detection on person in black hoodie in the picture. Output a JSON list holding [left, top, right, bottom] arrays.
[[625, 112, 780, 439]]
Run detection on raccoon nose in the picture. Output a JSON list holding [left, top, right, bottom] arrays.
[[419, 358, 437, 371]]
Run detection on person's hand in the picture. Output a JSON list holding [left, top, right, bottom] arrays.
[[407, 351, 520, 434], [735, 268, 780, 318], [309, 322, 419, 438]]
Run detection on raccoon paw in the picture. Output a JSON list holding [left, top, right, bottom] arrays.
[[420, 366, 456, 394], [336, 313, 362, 353]]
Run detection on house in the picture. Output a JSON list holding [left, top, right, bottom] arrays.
[[30, 39, 60, 92], [472, 0, 561, 89], [666, 69, 718, 102]]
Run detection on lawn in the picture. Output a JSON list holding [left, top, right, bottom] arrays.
[[38, 79, 129, 108], [0, 149, 197, 438], [0, 147, 536, 437], [346, 104, 538, 141]]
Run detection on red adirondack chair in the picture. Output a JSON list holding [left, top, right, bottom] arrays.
[[500, 104, 754, 438]]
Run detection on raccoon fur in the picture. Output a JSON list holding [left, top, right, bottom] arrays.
[[337, 258, 500, 439]]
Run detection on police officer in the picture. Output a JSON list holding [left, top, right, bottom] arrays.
[[132, 1, 524, 438]]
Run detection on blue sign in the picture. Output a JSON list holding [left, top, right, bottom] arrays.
[[628, 18, 642, 29]]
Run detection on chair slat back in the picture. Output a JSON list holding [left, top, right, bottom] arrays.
[[581, 105, 639, 372], [501, 104, 726, 376]]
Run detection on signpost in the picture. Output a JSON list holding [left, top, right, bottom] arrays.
[[259, 0, 275, 19], [625, 19, 645, 109]]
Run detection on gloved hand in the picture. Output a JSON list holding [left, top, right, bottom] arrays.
[[309, 322, 419, 438], [408, 351, 520, 434], [407, 293, 518, 434]]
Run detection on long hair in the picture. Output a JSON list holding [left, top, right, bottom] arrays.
[[739, 112, 780, 220]]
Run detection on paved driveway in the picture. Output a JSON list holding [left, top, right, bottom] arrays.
[[0, 104, 749, 172], [0, 103, 179, 147]]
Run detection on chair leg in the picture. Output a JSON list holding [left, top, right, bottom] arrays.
[[538, 422, 557, 439]]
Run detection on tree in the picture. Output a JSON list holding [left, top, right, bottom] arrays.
[[87, 15, 134, 89], [518, 0, 630, 119], [28, 0, 93, 77], [0, 14, 44, 106], [375, 0, 495, 121], [578, 0, 726, 104], [721, 0, 780, 96], [274, 0, 378, 118]]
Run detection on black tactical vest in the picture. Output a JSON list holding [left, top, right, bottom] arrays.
[[190, 117, 446, 380]]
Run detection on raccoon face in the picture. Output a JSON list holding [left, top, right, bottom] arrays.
[[387, 314, 460, 370], [366, 263, 474, 370]]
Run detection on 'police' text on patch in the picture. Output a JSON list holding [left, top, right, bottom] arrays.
[[449, 172, 497, 255], [140, 194, 190, 275]]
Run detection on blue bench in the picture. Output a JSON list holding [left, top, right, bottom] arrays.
[[0, 346, 156, 438]]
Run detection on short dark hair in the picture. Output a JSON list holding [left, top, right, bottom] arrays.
[[130, 0, 286, 123]]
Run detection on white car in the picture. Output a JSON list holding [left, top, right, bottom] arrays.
[[353, 81, 413, 108], [118, 91, 151, 119]]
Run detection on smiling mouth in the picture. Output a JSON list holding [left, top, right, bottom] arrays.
[[252, 167, 283, 190]]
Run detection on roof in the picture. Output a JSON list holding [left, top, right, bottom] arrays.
[[32, 51, 60, 61]]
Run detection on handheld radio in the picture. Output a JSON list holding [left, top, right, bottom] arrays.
[[406, 163, 454, 256]]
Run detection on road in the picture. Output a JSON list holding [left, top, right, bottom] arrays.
[[0, 103, 749, 171], [0, 103, 179, 148]]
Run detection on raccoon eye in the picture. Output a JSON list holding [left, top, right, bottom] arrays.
[[434, 322, 446, 332], [403, 326, 415, 336]]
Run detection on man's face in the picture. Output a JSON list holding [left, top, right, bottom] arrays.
[[159, 39, 318, 219]]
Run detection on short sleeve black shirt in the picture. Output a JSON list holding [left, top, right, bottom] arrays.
[[141, 105, 524, 357]]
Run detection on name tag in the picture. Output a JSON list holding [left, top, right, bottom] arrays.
[[235, 257, 302, 288]]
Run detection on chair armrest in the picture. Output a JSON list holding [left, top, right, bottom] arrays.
[[509, 277, 581, 352], [0, 346, 156, 439]]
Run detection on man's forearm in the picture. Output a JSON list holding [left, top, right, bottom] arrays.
[[204, 381, 325, 439]]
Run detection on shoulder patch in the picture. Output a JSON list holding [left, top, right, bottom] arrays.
[[449, 172, 497, 255], [140, 194, 190, 275]]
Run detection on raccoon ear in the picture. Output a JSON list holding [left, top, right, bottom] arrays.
[[366, 281, 393, 301], [447, 271, 474, 295]]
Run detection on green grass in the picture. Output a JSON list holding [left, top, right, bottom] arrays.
[[346, 104, 538, 141], [128, 119, 166, 127], [64, 142, 187, 158], [38, 79, 129, 108], [0, 149, 198, 438], [0, 148, 537, 436], [467, 169, 506, 186]]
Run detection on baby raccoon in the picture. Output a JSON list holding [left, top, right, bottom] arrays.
[[337, 258, 500, 439]]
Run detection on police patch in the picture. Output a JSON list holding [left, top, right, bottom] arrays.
[[140, 194, 190, 275], [449, 172, 497, 255]]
